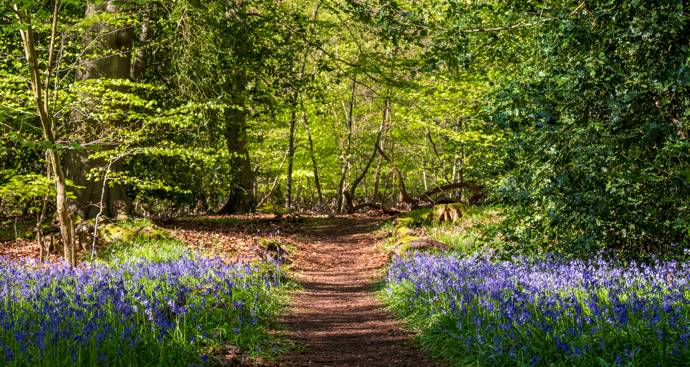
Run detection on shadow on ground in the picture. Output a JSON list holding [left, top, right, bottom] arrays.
[[276, 216, 439, 367]]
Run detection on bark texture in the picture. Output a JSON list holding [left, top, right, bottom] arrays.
[[66, 0, 133, 219], [218, 96, 255, 214]]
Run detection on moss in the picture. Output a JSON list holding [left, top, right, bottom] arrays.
[[136, 226, 167, 241], [394, 225, 412, 238], [395, 217, 416, 229], [427, 203, 464, 224], [407, 208, 432, 225], [99, 224, 135, 243], [395, 208, 433, 229], [391, 224, 420, 249], [98, 219, 168, 244]]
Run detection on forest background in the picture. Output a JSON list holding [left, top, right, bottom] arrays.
[[1, 0, 689, 264]]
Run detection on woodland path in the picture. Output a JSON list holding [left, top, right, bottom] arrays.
[[277, 216, 439, 367]]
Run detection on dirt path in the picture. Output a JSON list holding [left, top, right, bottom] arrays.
[[278, 216, 438, 367]]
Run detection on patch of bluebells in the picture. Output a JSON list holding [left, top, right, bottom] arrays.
[[386, 254, 690, 366], [0, 255, 283, 366]]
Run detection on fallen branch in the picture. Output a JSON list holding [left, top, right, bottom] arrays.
[[419, 181, 483, 202]]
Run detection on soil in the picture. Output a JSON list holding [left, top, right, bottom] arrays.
[[277, 216, 439, 367]]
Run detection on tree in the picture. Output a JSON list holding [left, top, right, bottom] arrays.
[[477, 1, 690, 255], [159, 0, 308, 214], [11, 1, 76, 264], [65, 0, 134, 219]]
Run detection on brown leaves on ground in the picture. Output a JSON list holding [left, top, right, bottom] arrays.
[[156, 214, 300, 261], [0, 214, 300, 263], [0, 238, 62, 262]]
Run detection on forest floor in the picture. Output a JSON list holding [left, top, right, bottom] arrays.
[[275, 216, 439, 367]]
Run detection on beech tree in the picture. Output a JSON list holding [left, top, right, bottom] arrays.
[[65, 0, 133, 219]]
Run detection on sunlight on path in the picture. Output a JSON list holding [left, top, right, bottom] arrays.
[[278, 217, 439, 367]]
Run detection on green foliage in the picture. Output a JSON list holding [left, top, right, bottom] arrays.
[[387, 205, 507, 258], [96, 236, 190, 265], [3, 0, 688, 259], [488, 1, 690, 257], [425, 205, 506, 257], [0, 171, 52, 217]]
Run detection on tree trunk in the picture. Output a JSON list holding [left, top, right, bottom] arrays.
[[15, 4, 75, 265], [336, 76, 357, 213], [51, 152, 75, 265], [376, 142, 414, 206], [301, 100, 323, 205], [372, 156, 383, 203], [422, 156, 428, 192], [285, 1, 321, 212], [457, 117, 465, 202], [66, 0, 133, 220], [344, 91, 389, 213], [218, 93, 255, 214], [285, 96, 297, 211], [130, 3, 151, 80]]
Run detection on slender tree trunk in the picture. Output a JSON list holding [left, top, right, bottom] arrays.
[[285, 96, 298, 211], [451, 160, 457, 183], [458, 117, 465, 202], [372, 152, 384, 202], [286, 2, 322, 212], [257, 148, 289, 208], [15, 4, 75, 265], [422, 156, 428, 192], [91, 155, 121, 260], [343, 91, 389, 213], [374, 97, 412, 207], [301, 100, 323, 205], [37, 157, 51, 262], [376, 143, 414, 206], [336, 76, 357, 213]]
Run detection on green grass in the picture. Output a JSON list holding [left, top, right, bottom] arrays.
[[423, 205, 505, 257], [96, 237, 192, 263]]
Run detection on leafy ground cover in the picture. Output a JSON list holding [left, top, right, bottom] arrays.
[[382, 205, 507, 258], [384, 253, 690, 366], [0, 228, 291, 366]]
